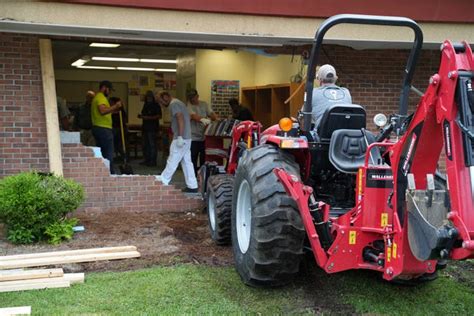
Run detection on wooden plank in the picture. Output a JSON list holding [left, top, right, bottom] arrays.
[[63, 273, 84, 284], [0, 274, 82, 286], [0, 306, 31, 316], [39, 38, 63, 176], [0, 251, 141, 270], [0, 246, 137, 262], [0, 269, 63, 282], [0, 277, 65, 286], [0, 281, 70, 293]]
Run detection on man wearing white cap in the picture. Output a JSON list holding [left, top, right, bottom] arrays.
[[306, 64, 352, 129]]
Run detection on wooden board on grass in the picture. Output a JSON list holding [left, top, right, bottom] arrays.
[[0, 280, 70, 293], [0, 274, 83, 286], [0, 251, 141, 270], [0, 269, 63, 282], [0, 246, 137, 261], [0, 306, 31, 316], [63, 273, 84, 284]]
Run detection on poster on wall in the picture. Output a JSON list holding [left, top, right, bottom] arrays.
[[139, 76, 149, 87], [211, 80, 239, 117]]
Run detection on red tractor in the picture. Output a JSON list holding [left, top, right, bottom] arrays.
[[201, 14, 474, 286]]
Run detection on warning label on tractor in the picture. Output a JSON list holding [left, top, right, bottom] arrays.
[[349, 231, 357, 245], [393, 243, 397, 259], [381, 213, 388, 227]]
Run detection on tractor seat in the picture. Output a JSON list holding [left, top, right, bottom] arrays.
[[317, 104, 366, 142], [329, 129, 382, 174]]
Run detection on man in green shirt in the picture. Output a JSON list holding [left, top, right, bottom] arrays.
[[91, 80, 122, 174]]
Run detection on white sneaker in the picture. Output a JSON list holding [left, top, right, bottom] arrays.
[[155, 175, 169, 185]]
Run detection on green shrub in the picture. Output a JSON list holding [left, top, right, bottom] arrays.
[[0, 172, 85, 244], [45, 218, 79, 245]]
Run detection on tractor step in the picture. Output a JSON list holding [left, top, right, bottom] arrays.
[[329, 208, 351, 217]]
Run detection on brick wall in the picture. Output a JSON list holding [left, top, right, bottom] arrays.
[[0, 33, 48, 176], [319, 45, 440, 123], [62, 144, 202, 213]]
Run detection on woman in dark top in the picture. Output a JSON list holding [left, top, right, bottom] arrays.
[[138, 91, 162, 166], [229, 98, 253, 121]]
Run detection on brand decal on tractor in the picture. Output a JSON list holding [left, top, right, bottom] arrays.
[[402, 134, 417, 175], [444, 120, 452, 160]]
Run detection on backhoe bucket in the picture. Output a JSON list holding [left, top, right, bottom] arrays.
[[406, 187, 456, 261]]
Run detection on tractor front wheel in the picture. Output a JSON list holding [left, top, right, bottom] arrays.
[[207, 174, 234, 245], [232, 145, 305, 287]]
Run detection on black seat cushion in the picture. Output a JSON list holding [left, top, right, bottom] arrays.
[[329, 129, 381, 174], [317, 104, 366, 142]]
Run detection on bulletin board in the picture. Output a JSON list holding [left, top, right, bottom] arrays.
[[211, 80, 239, 117]]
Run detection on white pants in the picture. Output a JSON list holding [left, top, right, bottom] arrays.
[[160, 138, 198, 189]]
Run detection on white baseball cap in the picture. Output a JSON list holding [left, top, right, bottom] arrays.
[[316, 64, 338, 81]]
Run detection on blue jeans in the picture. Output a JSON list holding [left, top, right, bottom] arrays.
[[92, 126, 115, 174]]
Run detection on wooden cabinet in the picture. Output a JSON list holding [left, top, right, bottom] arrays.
[[241, 83, 304, 128]]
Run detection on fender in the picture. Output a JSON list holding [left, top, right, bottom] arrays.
[[261, 124, 311, 180]]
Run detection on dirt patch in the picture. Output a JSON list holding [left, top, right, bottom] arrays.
[[293, 256, 358, 315], [445, 260, 474, 290], [0, 209, 233, 272]]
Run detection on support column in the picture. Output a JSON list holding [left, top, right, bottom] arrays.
[[39, 38, 63, 176]]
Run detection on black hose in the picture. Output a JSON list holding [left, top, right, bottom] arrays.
[[309, 198, 333, 250]]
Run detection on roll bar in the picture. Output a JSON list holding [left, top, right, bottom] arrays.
[[302, 14, 423, 132]]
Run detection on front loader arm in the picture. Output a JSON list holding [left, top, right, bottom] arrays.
[[227, 121, 261, 174]]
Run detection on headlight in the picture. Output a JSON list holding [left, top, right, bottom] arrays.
[[373, 113, 388, 127]]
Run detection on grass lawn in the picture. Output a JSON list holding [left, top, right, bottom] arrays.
[[0, 265, 314, 315], [341, 268, 473, 315], [0, 263, 472, 315]]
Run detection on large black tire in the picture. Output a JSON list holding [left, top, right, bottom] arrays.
[[231, 144, 305, 287], [207, 174, 234, 245]]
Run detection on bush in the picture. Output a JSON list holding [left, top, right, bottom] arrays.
[[0, 172, 85, 244], [45, 218, 79, 245]]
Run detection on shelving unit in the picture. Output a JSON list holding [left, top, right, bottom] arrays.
[[241, 83, 304, 128]]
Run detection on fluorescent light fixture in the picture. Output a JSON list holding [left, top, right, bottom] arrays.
[[92, 56, 140, 62], [89, 43, 120, 48], [155, 68, 177, 72], [140, 59, 177, 64], [117, 67, 155, 71], [71, 58, 88, 67], [78, 65, 116, 70]]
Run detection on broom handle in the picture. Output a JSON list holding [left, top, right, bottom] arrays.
[[284, 75, 307, 104], [119, 111, 127, 154]]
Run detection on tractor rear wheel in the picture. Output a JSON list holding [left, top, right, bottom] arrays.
[[207, 174, 234, 245], [232, 144, 305, 287]]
